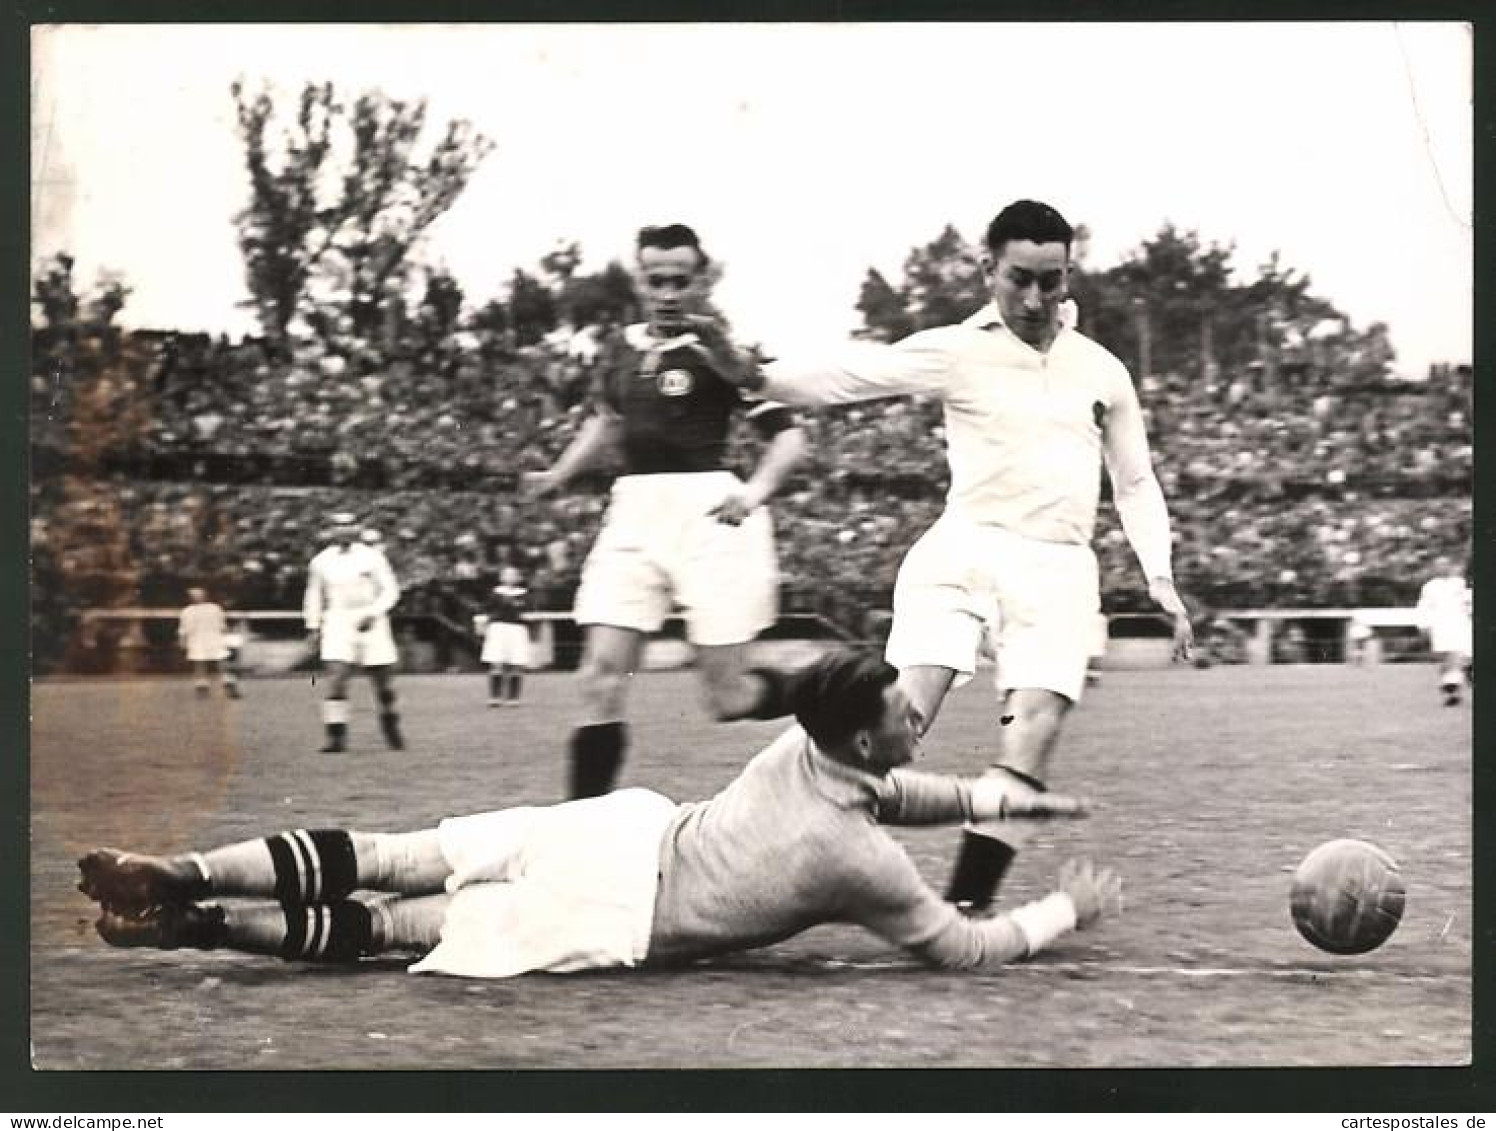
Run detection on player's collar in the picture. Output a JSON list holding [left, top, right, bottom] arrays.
[[965, 301, 1068, 351], [802, 732, 885, 809], [964, 302, 1008, 332]]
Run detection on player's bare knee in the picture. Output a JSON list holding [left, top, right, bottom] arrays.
[[578, 657, 631, 717], [373, 893, 450, 954], [359, 830, 449, 894]]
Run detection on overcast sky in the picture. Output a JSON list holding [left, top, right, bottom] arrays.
[[30, 21, 1473, 375]]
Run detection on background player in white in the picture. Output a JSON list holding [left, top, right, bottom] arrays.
[[1416, 555, 1472, 706], [725, 199, 1193, 912], [302, 512, 404, 753], [178, 586, 239, 699], [526, 224, 809, 798], [475, 566, 532, 708]]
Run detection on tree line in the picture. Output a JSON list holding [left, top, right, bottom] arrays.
[[35, 79, 1409, 388]]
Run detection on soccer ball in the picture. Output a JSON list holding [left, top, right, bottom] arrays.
[[1289, 839, 1405, 955]]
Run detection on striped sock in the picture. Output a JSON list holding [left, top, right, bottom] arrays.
[[200, 830, 358, 901], [277, 900, 374, 963]]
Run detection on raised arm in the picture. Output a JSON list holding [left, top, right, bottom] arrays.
[[722, 331, 954, 406], [876, 767, 1089, 826]]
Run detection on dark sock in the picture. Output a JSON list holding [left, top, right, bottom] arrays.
[[569, 721, 628, 798], [489, 673, 502, 700], [945, 832, 1017, 912], [507, 673, 523, 701], [278, 900, 374, 964], [322, 722, 347, 750], [945, 768, 1047, 911], [379, 711, 404, 749], [264, 829, 360, 904]]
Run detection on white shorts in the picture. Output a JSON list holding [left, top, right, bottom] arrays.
[[1430, 616, 1472, 657], [884, 515, 1100, 703], [481, 622, 532, 667], [184, 644, 229, 663], [319, 611, 399, 667], [409, 788, 680, 979], [574, 472, 778, 646]]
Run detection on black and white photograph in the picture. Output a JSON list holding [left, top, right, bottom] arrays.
[[23, 18, 1476, 1094]]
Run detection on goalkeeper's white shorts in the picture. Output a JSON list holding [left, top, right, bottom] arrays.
[[410, 787, 679, 978]]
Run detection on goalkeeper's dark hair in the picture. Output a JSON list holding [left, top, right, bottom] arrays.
[[789, 648, 900, 749], [983, 199, 1074, 257], [637, 223, 710, 269]]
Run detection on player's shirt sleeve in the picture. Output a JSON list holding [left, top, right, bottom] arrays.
[[1101, 361, 1174, 582], [302, 555, 325, 631], [588, 329, 631, 421], [1415, 581, 1434, 628], [369, 549, 401, 616], [740, 394, 797, 440], [760, 328, 955, 405], [834, 837, 1037, 969], [874, 769, 975, 826]]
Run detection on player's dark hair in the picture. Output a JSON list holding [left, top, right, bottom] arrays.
[[790, 648, 899, 749], [637, 223, 710, 269], [983, 199, 1074, 256]]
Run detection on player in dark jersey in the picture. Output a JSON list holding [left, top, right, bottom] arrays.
[[527, 224, 809, 798], [475, 566, 533, 707]]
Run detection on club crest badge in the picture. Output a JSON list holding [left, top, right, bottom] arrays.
[[658, 368, 693, 396]]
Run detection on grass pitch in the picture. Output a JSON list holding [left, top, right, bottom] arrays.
[[29, 662, 1472, 1073]]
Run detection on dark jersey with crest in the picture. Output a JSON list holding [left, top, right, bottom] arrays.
[[485, 583, 528, 625], [595, 322, 794, 474]]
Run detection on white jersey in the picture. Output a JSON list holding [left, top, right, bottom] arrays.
[[762, 302, 1174, 581], [302, 542, 400, 630], [179, 601, 230, 662], [1417, 574, 1472, 654]]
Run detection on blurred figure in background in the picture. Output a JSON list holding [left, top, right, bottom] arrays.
[[1416, 555, 1472, 706], [178, 586, 239, 699], [475, 566, 533, 708]]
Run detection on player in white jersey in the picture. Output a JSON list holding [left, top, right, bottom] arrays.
[[726, 199, 1193, 911], [178, 587, 239, 699], [1416, 556, 1472, 706], [302, 513, 404, 752]]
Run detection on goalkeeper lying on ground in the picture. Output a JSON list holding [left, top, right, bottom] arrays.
[[78, 648, 1121, 977]]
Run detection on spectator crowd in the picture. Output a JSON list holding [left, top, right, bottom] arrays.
[[30, 318, 1472, 668]]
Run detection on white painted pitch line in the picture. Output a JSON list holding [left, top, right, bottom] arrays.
[[820, 958, 1447, 981]]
